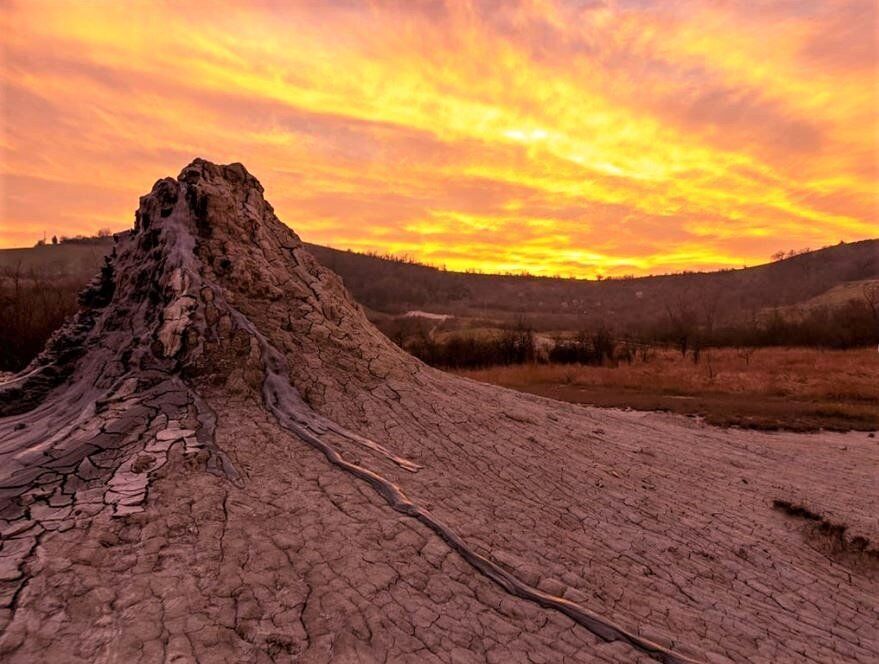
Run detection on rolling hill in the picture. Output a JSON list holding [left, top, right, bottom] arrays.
[[306, 239, 879, 331], [3, 234, 877, 334]]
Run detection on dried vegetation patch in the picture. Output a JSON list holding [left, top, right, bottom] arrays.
[[456, 347, 879, 431]]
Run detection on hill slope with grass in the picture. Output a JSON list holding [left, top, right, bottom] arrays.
[[306, 239, 879, 329], [4, 236, 877, 326]]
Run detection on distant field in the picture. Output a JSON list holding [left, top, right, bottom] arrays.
[[455, 347, 879, 432]]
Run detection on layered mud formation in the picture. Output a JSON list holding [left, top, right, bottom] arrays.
[[0, 160, 876, 663]]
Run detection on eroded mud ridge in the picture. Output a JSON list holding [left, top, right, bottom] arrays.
[[1, 160, 877, 663]]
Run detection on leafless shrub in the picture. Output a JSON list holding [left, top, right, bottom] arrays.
[[736, 346, 756, 366]]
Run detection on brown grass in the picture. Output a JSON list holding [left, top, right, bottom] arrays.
[[454, 347, 879, 431]]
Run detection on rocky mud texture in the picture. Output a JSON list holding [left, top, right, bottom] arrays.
[[1, 160, 876, 663]]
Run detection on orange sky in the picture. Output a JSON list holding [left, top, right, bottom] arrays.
[[1, 0, 877, 277]]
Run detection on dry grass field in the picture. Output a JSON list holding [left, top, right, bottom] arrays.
[[456, 347, 879, 432]]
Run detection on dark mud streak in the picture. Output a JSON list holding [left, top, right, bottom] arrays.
[[189, 386, 242, 486], [196, 276, 423, 476], [263, 366, 701, 663], [195, 271, 703, 663]]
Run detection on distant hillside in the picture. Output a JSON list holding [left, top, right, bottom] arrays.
[[0, 238, 114, 276], [306, 239, 879, 331], [2, 236, 877, 333]]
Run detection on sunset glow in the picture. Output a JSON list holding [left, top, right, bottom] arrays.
[[1, 0, 876, 277]]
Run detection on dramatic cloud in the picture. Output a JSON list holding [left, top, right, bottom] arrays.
[[0, 0, 876, 276]]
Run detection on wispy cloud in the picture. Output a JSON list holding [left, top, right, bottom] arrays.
[[1, 0, 875, 276]]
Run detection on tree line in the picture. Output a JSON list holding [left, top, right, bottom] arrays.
[[390, 290, 879, 370]]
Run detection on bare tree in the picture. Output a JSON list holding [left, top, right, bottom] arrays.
[[864, 283, 879, 347], [736, 346, 756, 366], [863, 283, 879, 324], [664, 292, 697, 358]]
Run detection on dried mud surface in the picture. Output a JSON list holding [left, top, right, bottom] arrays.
[[1, 160, 876, 663]]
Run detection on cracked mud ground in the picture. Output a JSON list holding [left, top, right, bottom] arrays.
[[1, 160, 876, 663]]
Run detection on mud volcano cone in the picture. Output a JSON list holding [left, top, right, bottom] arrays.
[[0, 161, 876, 663]]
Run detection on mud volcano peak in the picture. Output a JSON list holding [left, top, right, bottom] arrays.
[[1, 161, 876, 663], [0, 157, 421, 541], [5, 158, 406, 412]]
